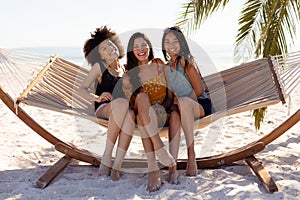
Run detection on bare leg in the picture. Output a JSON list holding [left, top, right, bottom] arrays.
[[145, 150, 161, 192], [136, 93, 175, 167], [178, 97, 205, 176], [168, 110, 181, 184], [186, 141, 197, 176], [110, 147, 126, 181], [138, 115, 161, 192], [111, 110, 135, 181], [151, 137, 175, 167], [99, 99, 129, 176], [99, 139, 114, 176]]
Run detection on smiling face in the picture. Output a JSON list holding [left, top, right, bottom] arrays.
[[98, 39, 120, 64], [163, 32, 180, 58], [133, 37, 150, 65]]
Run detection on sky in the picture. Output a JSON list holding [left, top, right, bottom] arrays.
[[1, 0, 299, 67], [0, 0, 243, 48]]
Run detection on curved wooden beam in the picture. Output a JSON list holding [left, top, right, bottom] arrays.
[[257, 109, 300, 145], [1, 86, 299, 169], [2, 86, 299, 192], [1, 87, 63, 146], [54, 142, 265, 169], [0, 87, 94, 156], [53, 110, 299, 169]]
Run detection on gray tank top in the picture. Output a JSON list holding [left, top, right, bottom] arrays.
[[168, 62, 208, 99]]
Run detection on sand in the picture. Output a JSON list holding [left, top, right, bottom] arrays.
[[0, 83, 299, 200]]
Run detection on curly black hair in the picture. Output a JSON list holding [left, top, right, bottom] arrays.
[[83, 25, 125, 65]]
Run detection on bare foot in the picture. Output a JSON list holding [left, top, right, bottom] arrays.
[[99, 163, 111, 176], [155, 148, 176, 167], [146, 170, 162, 192], [168, 165, 179, 184], [186, 158, 197, 176], [111, 169, 120, 181]]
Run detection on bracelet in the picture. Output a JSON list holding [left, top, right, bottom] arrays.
[[93, 95, 99, 102]]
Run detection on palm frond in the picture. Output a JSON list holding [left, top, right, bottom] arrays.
[[235, 0, 300, 61], [260, 0, 299, 57], [252, 107, 267, 130], [234, 0, 263, 63], [238, 0, 300, 130], [176, 0, 231, 35]]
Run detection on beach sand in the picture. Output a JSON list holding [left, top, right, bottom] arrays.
[[0, 83, 299, 200]]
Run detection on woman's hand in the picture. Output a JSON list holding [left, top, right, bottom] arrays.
[[94, 92, 112, 102]]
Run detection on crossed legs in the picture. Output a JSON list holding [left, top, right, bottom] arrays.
[[135, 92, 176, 192]]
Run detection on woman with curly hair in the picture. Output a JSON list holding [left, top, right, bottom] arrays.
[[79, 26, 135, 180]]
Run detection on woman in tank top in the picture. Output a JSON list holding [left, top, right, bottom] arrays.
[[79, 26, 135, 181], [161, 26, 213, 179]]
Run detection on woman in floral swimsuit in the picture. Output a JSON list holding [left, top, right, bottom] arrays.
[[122, 32, 180, 192]]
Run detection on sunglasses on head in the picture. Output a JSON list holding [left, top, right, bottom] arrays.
[[163, 26, 182, 33]]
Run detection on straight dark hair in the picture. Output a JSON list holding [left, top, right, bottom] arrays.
[[125, 32, 155, 106], [162, 26, 194, 72]]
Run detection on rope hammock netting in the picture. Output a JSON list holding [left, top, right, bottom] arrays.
[[0, 48, 299, 158], [1, 48, 299, 131]]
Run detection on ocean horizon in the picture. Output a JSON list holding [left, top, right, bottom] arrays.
[[14, 44, 237, 71], [14, 46, 85, 65]]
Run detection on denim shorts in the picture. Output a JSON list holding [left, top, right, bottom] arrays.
[[198, 98, 213, 116]]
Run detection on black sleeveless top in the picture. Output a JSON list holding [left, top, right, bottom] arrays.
[[94, 63, 124, 111]]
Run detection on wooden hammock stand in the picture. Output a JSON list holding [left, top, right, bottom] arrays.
[[1, 50, 299, 193], [1, 84, 299, 193]]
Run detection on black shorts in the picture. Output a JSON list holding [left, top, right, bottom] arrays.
[[198, 98, 213, 116]]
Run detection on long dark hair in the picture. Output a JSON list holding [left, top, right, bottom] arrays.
[[126, 32, 154, 70], [83, 25, 125, 66], [162, 26, 194, 71], [162, 26, 209, 93], [126, 32, 154, 95]]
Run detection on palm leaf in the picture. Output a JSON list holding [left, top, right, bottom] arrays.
[[176, 0, 231, 35], [252, 107, 267, 130], [235, 0, 300, 129], [234, 0, 263, 62], [235, 0, 300, 60], [260, 0, 299, 57]]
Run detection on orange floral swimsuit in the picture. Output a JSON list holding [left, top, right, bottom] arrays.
[[123, 66, 168, 127], [140, 71, 167, 105], [123, 66, 167, 105]]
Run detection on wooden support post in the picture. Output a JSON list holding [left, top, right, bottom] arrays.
[[245, 155, 278, 193], [35, 155, 73, 189], [55, 142, 100, 166]]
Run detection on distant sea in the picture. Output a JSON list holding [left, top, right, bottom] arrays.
[[15, 46, 85, 66], [15, 44, 237, 71]]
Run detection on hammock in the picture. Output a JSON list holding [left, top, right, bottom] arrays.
[[1, 48, 298, 130], [0, 48, 299, 192]]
